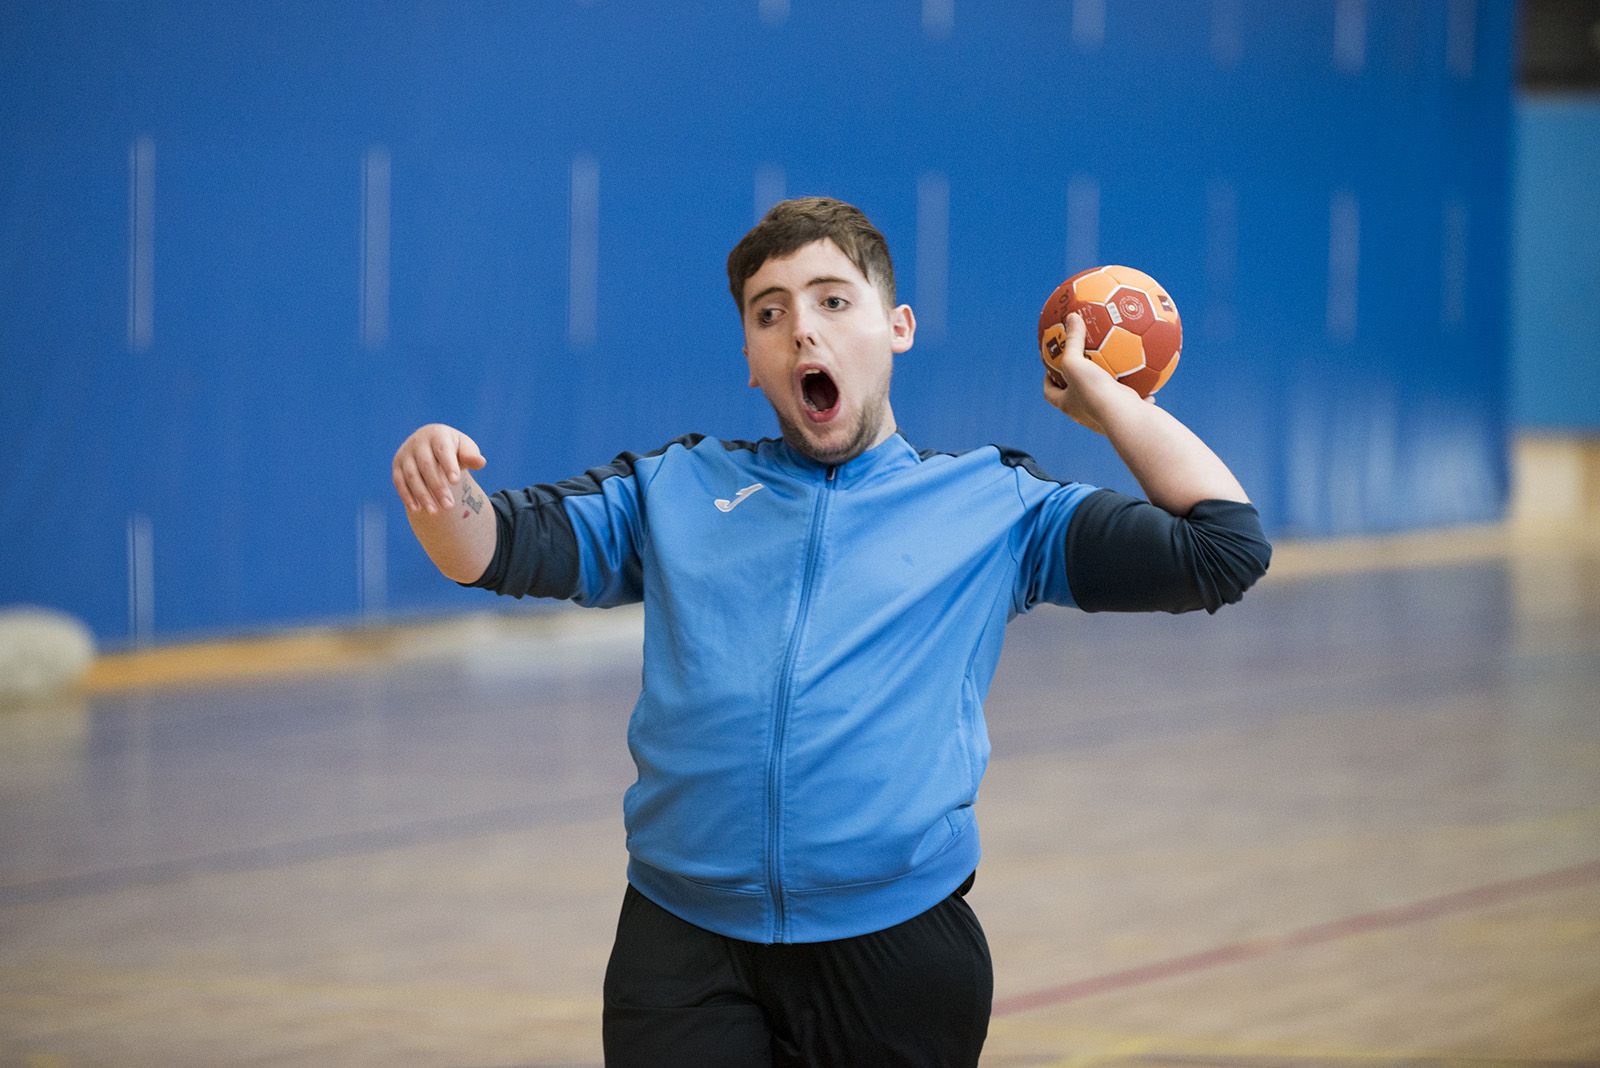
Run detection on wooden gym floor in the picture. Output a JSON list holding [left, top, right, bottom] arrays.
[[1, 517, 1598, 1066]]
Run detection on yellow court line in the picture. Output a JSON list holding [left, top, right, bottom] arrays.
[[80, 627, 397, 692], [1264, 523, 1509, 580], [65, 514, 1600, 697], [3, 960, 600, 1019]]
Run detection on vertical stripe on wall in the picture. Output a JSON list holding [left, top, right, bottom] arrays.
[[1071, 0, 1105, 50], [1447, 0, 1476, 80], [1327, 190, 1361, 342], [754, 164, 785, 223], [357, 501, 387, 619], [126, 514, 154, 646], [923, 0, 953, 41], [915, 172, 949, 341], [1206, 179, 1239, 340], [360, 145, 391, 351], [1441, 195, 1468, 331], [1334, 0, 1366, 73], [758, 0, 788, 28], [569, 154, 600, 348], [127, 136, 155, 353], [1211, 0, 1243, 69], [1066, 175, 1099, 274]]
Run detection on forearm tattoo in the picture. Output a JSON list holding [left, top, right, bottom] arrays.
[[461, 483, 485, 516]]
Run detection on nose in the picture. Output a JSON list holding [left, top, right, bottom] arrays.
[[791, 306, 818, 350]]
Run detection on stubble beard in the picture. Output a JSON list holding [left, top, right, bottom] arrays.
[[776, 370, 893, 467]]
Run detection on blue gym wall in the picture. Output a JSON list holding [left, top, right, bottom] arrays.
[[1, 2, 1516, 648], [1512, 95, 1600, 431]]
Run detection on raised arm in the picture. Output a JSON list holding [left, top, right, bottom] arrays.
[[1042, 312, 1247, 516], [392, 423, 497, 583], [1037, 313, 1269, 614]]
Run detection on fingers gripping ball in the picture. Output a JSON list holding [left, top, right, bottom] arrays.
[[1038, 266, 1182, 398]]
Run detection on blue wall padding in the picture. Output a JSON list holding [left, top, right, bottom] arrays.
[[0, 2, 1516, 646], [1512, 96, 1600, 431]]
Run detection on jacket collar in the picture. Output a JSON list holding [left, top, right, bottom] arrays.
[[775, 431, 920, 487]]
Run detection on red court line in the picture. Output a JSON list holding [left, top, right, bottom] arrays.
[[992, 858, 1600, 1017]]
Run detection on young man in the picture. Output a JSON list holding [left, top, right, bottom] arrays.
[[392, 197, 1270, 1066]]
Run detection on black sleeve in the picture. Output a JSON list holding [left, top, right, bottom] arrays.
[[454, 438, 687, 603], [457, 487, 582, 599], [1063, 488, 1271, 614]]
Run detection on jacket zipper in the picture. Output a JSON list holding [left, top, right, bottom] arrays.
[[766, 463, 836, 942]]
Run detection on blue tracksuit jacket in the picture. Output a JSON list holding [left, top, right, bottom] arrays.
[[469, 431, 1270, 943]]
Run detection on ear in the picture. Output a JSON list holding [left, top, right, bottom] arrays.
[[743, 345, 758, 388], [890, 304, 916, 354]]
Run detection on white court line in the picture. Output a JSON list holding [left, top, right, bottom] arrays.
[[127, 136, 155, 353], [916, 172, 949, 341], [569, 154, 599, 348], [360, 145, 391, 351]]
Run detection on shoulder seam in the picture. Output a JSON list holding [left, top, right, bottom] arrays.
[[716, 436, 773, 454], [637, 433, 709, 494], [993, 445, 1067, 486], [916, 442, 1069, 487], [540, 434, 703, 502]]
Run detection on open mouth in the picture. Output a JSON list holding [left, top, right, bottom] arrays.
[[799, 368, 841, 422]]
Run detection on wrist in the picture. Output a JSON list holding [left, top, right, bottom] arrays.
[[1081, 379, 1146, 426]]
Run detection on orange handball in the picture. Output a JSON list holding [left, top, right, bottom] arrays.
[[1038, 265, 1182, 398]]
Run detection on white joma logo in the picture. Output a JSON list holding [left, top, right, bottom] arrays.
[[714, 483, 765, 512]]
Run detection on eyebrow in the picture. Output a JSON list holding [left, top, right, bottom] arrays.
[[744, 275, 857, 313]]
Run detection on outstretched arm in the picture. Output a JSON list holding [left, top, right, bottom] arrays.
[[392, 423, 497, 583], [1043, 312, 1247, 516]]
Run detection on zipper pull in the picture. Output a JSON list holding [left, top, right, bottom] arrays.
[[827, 465, 837, 482]]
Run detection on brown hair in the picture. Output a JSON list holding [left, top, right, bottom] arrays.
[[726, 197, 896, 314]]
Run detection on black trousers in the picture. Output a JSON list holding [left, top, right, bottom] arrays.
[[602, 873, 991, 1067]]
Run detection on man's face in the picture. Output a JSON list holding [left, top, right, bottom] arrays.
[[740, 239, 915, 466]]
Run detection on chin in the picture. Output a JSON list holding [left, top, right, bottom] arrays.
[[779, 413, 879, 467]]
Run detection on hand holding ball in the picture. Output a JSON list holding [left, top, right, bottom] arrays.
[[1038, 266, 1182, 399]]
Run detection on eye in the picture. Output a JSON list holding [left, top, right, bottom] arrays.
[[821, 295, 849, 311], [756, 307, 782, 326]]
